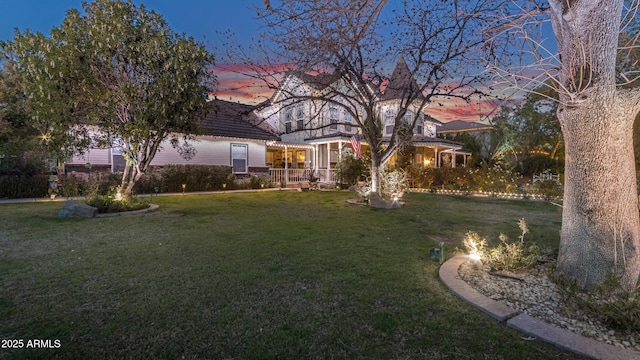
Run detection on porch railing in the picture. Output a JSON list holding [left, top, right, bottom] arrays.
[[269, 168, 337, 185]]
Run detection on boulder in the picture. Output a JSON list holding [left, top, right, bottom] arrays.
[[368, 192, 402, 209], [58, 200, 98, 219]]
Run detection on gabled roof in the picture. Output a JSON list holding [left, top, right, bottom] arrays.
[[424, 114, 443, 126], [379, 57, 422, 101], [290, 71, 342, 90], [438, 120, 494, 133], [198, 99, 279, 141]]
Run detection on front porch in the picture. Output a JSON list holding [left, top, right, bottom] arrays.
[[265, 140, 339, 185], [264, 136, 470, 186]]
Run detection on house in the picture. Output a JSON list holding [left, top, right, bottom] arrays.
[[65, 99, 280, 177], [65, 59, 472, 186], [438, 119, 494, 158], [256, 58, 471, 183]]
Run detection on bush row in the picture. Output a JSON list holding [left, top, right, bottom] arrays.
[[408, 166, 563, 199], [0, 174, 49, 199], [135, 165, 274, 193], [1, 165, 275, 199]]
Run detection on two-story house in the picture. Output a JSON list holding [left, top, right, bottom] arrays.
[[257, 58, 470, 183]]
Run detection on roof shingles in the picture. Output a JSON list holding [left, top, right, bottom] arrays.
[[199, 100, 279, 141]]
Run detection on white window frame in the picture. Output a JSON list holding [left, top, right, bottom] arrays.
[[284, 107, 293, 133], [384, 109, 395, 135], [343, 109, 352, 133], [231, 143, 248, 173]]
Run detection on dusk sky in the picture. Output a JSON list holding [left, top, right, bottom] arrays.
[[0, 0, 544, 123]]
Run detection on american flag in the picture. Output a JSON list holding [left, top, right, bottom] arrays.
[[350, 132, 361, 158]]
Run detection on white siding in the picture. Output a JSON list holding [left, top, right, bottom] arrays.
[[150, 136, 267, 168], [68, 148, 111, 165]]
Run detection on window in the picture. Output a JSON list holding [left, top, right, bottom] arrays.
[[414, 117, 423, 135], [384, 109, 395, 135], [231, 144, 248, 173], [385, 124, 394, 135], [329, 106, 339, 130], [284, 107, 293, 133], [296, 104, 305, 130], [344, 109, 352, 133], [295, 104, 304, 119]]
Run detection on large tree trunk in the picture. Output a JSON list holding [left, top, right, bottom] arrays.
[[556, 95, 640, 291], [550, 0, 640, 291]]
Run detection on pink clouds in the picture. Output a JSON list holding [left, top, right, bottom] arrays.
[[213, 64, 511, 124], [424, 96, 501, 123]]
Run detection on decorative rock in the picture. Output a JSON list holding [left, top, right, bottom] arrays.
[[458, 261, 640, 352], [368, 192, 402, 209], [58, 200, 98, 219]]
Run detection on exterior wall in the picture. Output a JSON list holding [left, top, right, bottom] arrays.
[[67, 148, 112, 165], [65, 136, 268, 173], [150, 136, 267, 171]]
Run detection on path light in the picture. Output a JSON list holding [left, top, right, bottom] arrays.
[[222, 183, 226, 193], [261, 183, 265, 189], [182, 183, 186, 195], [430, 242, 444, 264], [115, 187, 123, 201]]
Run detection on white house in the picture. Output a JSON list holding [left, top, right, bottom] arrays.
[[65, 59, 470, 185], [65, 99, 280, 177]]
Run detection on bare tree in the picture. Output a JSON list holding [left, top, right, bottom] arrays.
[[219, 0, 503, 196], [486, 0, 640, 291]]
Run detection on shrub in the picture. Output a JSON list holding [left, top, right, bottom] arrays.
[[135, 165, 234, 193], [233, 174, 273, 190], [335, 153, 366, 186], [0, 174, 48, 198], [463, 218, 540, 271], [83, 194, 149, 214], [552, 273, 640, 334]]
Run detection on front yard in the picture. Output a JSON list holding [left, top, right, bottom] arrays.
[[0, 191, 583, 359]]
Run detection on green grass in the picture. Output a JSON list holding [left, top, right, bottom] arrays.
[[0, 191, 583, 359]]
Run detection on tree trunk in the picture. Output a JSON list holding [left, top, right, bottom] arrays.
[[556, 95, 640, 291], [370, 152, 381, 195], [120, 163, 138, 199], [549, 0, 640, 291]]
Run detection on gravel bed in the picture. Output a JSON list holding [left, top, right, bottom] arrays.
[[458, 260, 640, 351]]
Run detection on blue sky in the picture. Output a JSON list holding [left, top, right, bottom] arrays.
[[0, 0, 263, 50]]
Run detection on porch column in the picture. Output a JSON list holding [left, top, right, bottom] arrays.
[[109, 148, 114, 173], [434, 148, 439, 168], [452, 150, 457, 168], [314, 144, 319, 173], [284, 145, 289, 184], [326, 142, 330, 182]]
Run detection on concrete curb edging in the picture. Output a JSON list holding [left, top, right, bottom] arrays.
[[439, 255, 640, 360]]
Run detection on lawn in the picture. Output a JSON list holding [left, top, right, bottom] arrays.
[[0, 191, 583, 359]]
